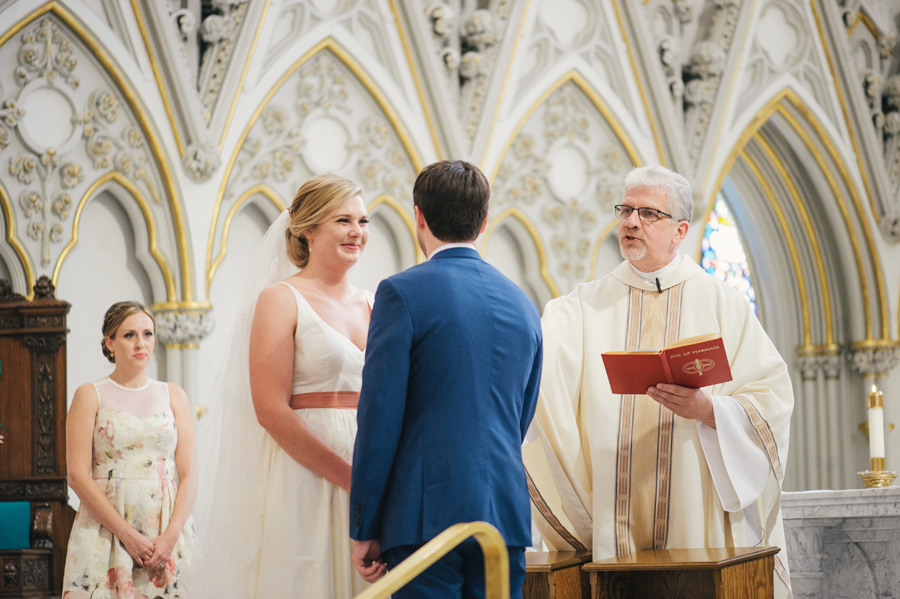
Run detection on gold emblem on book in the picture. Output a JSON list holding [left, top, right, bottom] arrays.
[[683, 358, 715, 376]]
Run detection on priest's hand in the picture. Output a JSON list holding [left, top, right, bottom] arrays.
[[353, 539, 387, 583], [647, 383, 716, 428]]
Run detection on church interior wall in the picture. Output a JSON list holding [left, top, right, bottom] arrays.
[[1, 0, 899, 502]]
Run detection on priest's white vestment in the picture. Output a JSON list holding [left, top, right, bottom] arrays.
[[525, 255, 793, 598]]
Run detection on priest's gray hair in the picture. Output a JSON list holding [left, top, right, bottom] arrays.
[[623, 166, 693, 223]]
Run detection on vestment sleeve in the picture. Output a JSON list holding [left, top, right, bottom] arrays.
[[697, 396, 770, 511], [698, 284, 793, 533]]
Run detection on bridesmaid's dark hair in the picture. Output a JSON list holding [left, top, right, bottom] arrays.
[[101, 301, 156, 363]]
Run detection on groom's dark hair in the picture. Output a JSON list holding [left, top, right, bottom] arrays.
[[413, 160, 490, 242]]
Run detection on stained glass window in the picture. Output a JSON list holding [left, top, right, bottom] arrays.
[[701, 194, 757, 314]]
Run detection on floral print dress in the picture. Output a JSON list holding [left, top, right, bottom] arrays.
[[62, 378, 193, 599]]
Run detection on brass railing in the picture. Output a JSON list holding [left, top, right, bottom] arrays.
[[352, 521, 510, 599]]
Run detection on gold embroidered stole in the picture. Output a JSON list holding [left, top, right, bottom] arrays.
[[614, 283, 683, 555]]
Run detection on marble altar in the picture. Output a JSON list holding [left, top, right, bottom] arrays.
[[782, 487, 900, 598]]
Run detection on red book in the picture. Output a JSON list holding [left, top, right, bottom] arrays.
[[601, 334, 733, 395]]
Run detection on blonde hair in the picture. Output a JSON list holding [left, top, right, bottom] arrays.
[[101, 301, 155, 363], [285, 174, 364, 269]]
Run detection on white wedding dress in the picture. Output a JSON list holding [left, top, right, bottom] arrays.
[[192, 210, 371, 599], [250, 282, 371, 598]]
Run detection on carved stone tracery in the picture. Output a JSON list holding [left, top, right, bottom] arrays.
[[493, 82, 630, 292], [211, 48, 417, 282], [0, 15, 170, 278]]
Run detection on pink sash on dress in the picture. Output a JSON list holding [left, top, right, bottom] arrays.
[[289, 391, 360, 409]]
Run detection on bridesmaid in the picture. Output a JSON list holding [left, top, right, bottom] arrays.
[[63, 301, 195, 599]]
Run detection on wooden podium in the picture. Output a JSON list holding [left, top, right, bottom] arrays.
[[523, 551, 592, 599], [583, 547, 779, 599]]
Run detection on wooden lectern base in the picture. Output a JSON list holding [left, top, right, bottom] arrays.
[[524, 551, 592, 599], [583, 547, 779, 599]]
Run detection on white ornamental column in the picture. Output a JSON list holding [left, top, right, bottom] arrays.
[[153, 304, 214, 416]]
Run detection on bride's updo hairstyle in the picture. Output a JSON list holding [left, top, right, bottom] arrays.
[[100, 301, 156, 363], [285, 174, 363, 269]]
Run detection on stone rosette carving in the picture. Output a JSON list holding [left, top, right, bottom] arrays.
[[182, 143, 221, 181], [850, 345, 900, 377], [818, 355, 842, 379], [463, 10, 499, 52], [673, 0, 694, 23], [797, 355, 820, 381], [426, 3, 456, 39], [154, 308, 215, 347], [0, 99, 25, 148], [15, 18, 79, 89], [684, 41, 726, 106]]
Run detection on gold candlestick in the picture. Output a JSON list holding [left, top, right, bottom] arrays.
[[859, 384, 896, 488]]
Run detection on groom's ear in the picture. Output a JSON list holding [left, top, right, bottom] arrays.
[[478, 213, 488, 235], [414, 205, 427, 231]]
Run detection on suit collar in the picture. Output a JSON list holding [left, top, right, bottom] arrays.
[[428, 246, 482, 261]]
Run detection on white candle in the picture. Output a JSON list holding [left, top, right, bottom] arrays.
[[868, 385, 885, 461]]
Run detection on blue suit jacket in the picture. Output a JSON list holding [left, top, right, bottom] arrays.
[[349, 247, 542, 551]]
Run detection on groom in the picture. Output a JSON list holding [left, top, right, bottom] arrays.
[[349, 160, 542, 598]]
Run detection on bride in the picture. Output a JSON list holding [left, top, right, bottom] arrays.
[[192, 174, 384, 598]]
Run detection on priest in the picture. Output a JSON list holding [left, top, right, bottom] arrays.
[[525, 165, 793, 598]]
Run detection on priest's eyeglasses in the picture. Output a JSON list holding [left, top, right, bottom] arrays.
[[614, 205, 673, 223]]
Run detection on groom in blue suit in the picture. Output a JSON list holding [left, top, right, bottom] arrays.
[[349, 160, 542, 598]]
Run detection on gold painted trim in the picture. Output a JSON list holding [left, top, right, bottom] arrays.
[[850, 339, 900, 349], [778, 103, 888, 341], [208, 184, 286, 289], [611, 0, 667, 165], [218, 0, 272, 151], [3, 2, 195, 302], [481, 0, 532, 166], [52, 171, 176, 300], [811, 1, 879, 223], [846, 10, 880, 38], [163, 343, 198, 350], [129, 0, 185, 155], [354, 522, 509, 599], [152, 301, 213, 311], [589, 219, 620, 281], [756, 134, 834, 346], [479, 207, 560, 298], [207, 37, 424, 299], [0, 184, 36, 299], [367, 194, 424, 263], [489, 70, 644, 183], [387, 0, 443, 159], [740, 149, 812, 346], [796, 343, 841, 356], [702, 89, 886, 341]]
